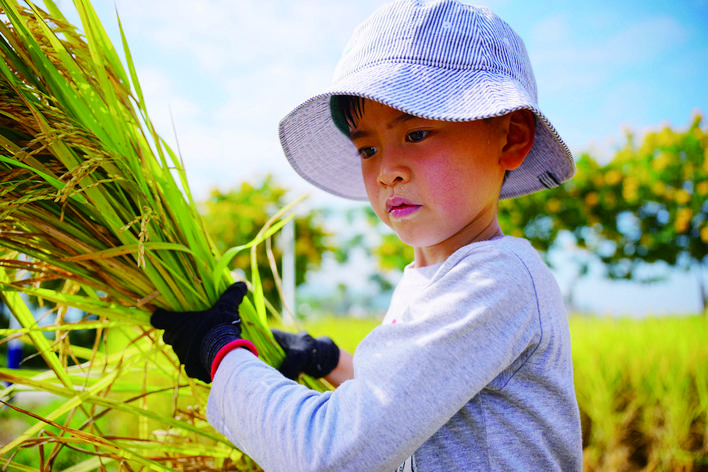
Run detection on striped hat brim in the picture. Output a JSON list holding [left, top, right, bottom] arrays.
[[279, 61, 574, 201]]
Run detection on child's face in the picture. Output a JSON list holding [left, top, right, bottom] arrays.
[[349, 100, 512, 267]]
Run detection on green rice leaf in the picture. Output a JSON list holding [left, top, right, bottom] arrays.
[[0, 1, 330, 468]]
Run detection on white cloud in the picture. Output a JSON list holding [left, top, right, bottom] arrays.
[[114, 0, 385, 72]]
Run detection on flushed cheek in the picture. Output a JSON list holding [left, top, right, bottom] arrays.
[[431, 183, 464, 210], [362, 167, 378, 198], [364, 185, 389, 224]]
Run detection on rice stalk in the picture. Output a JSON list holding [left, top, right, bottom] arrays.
[[0, 0, 325, 469]]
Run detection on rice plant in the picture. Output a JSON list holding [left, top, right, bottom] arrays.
[[0, 1, 323, 469], [571, 315, 708, 471]]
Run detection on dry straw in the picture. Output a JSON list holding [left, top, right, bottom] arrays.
[[0, 1, 323, 469]]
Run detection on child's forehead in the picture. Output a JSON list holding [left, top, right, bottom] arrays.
[[356, 98, 423, 121], [355, 99, 484, 127], [348, 105, 421, 138], [359, 99, 403, 115], [345, 99, 424, 131]]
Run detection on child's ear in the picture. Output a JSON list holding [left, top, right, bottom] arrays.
[[500, 109, 535, 171]]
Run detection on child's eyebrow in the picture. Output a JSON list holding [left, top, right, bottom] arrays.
[[349, 112, 419, 141], [388, 113, 418, 128]]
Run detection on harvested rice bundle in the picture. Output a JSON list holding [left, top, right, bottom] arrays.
[[0, 1, 317, 469]]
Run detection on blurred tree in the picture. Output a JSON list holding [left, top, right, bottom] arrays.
[[571, 113, 707, 310], [200, 175, 334, 314]]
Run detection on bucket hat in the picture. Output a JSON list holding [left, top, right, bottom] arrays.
[[279, 0, 575, 200]]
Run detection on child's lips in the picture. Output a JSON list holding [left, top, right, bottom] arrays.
[[386, 197, 421, 218]]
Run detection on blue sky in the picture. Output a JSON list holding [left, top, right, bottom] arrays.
[[62, 0, 707, 315]]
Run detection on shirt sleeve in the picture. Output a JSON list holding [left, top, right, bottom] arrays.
[[206, 246, 542, 472]]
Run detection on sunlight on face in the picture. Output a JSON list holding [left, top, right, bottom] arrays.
[[349, 100, 510, 266]]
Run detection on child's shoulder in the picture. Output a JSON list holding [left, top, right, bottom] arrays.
[[444, 235, 538, 269], [433, 235, 551, 286]]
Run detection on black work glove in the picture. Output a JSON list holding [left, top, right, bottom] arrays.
[[151, 282, 248, 383], [272, 329, 340, 380]]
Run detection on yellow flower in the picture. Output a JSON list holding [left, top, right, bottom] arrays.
[[702, 226, 708, 243], [604, 169, 623, 186], [665, 186, 675, 201], [682, 163, 695, 180], [652, 151, 673, 172], [641, 131, 657, 154], [635, 166, 650, 184], [674, 189, 691, 205], [622, 176, 640, 203], [652, 181, 666, 196], [546, 198, 562, 213], [585, 192, 600, 207], [697, 181, 708, 195], [657, 127, 677, 147], [674, 208, 692, 233]]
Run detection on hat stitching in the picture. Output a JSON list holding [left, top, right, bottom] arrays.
[[539, 171, 561, 189]]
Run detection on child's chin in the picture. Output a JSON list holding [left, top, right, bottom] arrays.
[[396, 233, 441, 250]]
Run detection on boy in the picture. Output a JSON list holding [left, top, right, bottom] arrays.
[[151, 0, 583, 470]]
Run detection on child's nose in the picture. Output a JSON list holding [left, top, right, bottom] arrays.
[[377, 150, 410, 187]]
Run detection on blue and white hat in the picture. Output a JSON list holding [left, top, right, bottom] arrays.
[[279, 0, 575, 200]]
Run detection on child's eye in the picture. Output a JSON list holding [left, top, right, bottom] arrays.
[[406, 130, 430, 142], [358, 146, 377, 159]]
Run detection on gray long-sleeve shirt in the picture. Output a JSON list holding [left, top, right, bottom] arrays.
[[207, 236, 583, 471]]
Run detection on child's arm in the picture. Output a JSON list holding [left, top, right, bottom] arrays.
[[324, 348, 354, 387], [206, 247, 551, 472]]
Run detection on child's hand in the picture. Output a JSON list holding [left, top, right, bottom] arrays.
[[272, 330, 339, 380], [151, 282, 249, 383]]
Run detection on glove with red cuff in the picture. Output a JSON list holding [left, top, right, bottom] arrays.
[[150, 282, 258, 384], [272, 329, 339, 380]]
